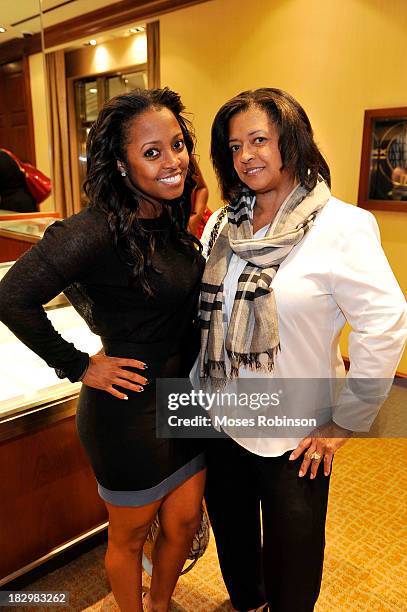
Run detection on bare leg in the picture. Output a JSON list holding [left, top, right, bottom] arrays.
[[104, 499, 161, 612], [145, 469, 206, 612]]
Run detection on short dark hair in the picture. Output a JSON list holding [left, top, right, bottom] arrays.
[[84, 87, 200, 295], [210, 88, 331, 203]]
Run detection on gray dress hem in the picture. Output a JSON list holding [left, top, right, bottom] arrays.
[[97, 452, 206, 507]]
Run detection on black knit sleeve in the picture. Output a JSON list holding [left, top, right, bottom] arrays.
[[0, 208, 109, 382]]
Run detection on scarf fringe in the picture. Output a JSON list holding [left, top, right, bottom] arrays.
[[202, 348, 280, 379], [203, 359, 226, 378], [201, 360, 227, 391], [227, 347, 280, 378]]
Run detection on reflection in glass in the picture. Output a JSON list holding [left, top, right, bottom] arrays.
[[0, 1, 53, 216], [368, 118, 407, 201], [74, 70, 147, 206], [84, 82, 99, 122], [107, 71, 148, 98]]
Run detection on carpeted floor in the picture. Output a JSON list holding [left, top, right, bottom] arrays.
[[13, 435, 407, 612]]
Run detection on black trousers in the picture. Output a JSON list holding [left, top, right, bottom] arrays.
[[205, 437, 331, 612]]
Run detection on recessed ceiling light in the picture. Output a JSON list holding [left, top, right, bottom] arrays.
[[129, 26, 145, 34], [0, 27, 7, 33], [89, 39, 97, 46]]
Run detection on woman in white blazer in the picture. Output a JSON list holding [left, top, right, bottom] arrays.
[[198, 88, 406, 612]]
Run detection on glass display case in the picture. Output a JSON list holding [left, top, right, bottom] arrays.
[[0, 214, 60, 263], [0, 216, 56, 241], [0, 261, 107, 585], [0, 261, 102, 419]]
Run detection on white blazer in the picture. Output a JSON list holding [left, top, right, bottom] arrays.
[[196, 196, 407, 457]]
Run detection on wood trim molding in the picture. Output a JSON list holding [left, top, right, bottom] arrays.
[[147, 21, 160, 88], [22, 55, 36, 165], [43, 0, 208, 49], [0, 35, 42, 65], [0, 212, 59, 221]]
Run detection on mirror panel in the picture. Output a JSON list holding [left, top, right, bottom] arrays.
[[1, 0, 152, 234], [41, 3, 148, 216], [0, 0, 53, 217]]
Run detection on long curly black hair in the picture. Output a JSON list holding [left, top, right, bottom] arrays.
[[211, 88, 331, 204], [84, 88, 201, 295]]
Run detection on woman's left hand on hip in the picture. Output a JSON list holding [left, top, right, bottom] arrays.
[[289, 422, 353, 479]]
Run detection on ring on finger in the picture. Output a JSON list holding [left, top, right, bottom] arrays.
[[310, 452, 322, 461]]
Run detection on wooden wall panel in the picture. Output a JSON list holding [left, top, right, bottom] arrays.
[[0, 414, 107, 580], [0, 36, 41, 66], [0, 60, 36, 164]]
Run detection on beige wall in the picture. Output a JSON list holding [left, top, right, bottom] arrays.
[[160, 0, 407, 373], [28, 53, 54, 212]]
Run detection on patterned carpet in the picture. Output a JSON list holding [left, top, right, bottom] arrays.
[[14, 436, 407, 612]]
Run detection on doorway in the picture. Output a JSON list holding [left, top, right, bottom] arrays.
[[73, 69, 148, 207]]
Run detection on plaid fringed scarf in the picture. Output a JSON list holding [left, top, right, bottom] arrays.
[[199, 178, 331, 385]]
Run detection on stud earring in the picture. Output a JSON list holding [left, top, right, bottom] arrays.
[[117, 161, 127, 177]]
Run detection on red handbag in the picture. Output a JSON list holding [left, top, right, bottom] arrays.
[[0, 148, 52, 204]]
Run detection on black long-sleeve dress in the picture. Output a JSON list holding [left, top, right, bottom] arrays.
[[0, 206, 205, 506]]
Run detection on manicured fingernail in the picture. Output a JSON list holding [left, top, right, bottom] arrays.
[[289, 452, 295, 461], [143, 364, 148, 369], [310, 473, 315, 480], [137, 387, 144, 392], [143, 379, 149, 385], [123, 395, 128, 400], [324, 471, 329, 476], [298, 470, 304, 477]]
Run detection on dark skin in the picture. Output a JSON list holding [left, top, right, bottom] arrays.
[[188, 159, 209, 236], [289, 423, 353, 478], [229, 106, 353, 478], [82, 352, 147, 400]]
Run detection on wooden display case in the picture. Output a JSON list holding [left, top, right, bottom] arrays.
[[0, 262, 107, 585]]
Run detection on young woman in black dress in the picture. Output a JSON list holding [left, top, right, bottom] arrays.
[[0, 88, 206, 612]]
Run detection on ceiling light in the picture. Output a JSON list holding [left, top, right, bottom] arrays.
[[89, 39, 97, 46], [129, 27, 145, 34], [0, 27, 7, 33], [89, 88, 97, 94]]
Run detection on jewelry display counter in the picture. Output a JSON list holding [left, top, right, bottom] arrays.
[[0, 215, 59, 263], [0, 262, 108, 585]]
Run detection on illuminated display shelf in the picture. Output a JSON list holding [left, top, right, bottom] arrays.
[[0, 300, 102, 418]]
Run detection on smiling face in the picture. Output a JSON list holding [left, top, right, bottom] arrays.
[[228, 105, 295, 196], [122, 107, 189, 200]]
